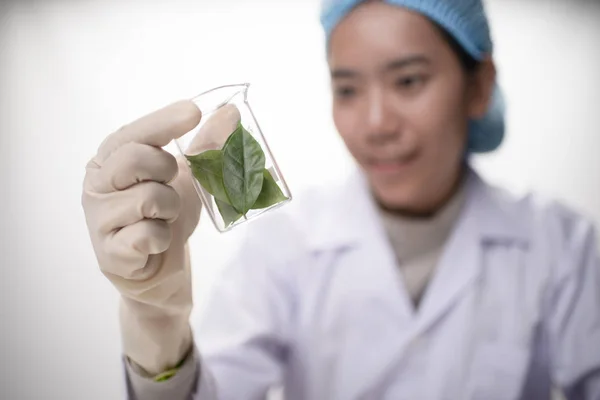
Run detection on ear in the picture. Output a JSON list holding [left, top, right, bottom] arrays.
[[467, 57, 496, 119]]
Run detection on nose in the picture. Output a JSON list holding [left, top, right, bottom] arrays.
[[365, 87, 399, 145]]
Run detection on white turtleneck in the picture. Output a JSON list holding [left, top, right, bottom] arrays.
[[377, 180, 467, 307]]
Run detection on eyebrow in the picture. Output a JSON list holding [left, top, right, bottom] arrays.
[[331, 55, 431, 79], [385, 55, 430, 70]]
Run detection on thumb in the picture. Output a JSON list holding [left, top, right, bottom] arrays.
[[185, 103, 241, 155]]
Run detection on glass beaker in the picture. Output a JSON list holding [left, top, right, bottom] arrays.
[[175, 83, 292, 232]]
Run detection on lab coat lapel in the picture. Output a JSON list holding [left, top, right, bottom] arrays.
[[415, 168, 529, 333], [310, 169, 419, 397], [306, 167, 529, 397], [333, 169, 416, 321], [353, 168, 531, 397]]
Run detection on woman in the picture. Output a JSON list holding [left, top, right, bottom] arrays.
[[82, 0, 600, 399]]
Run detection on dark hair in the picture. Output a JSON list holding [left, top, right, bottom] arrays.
[[433, 23, 481, 74]]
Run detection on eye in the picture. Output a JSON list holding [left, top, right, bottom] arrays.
[[334, 86, 357, 99], [395, 75, 426, 91]]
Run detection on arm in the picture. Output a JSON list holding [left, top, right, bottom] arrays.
[[546, 217, 600, 400], [125, 345, 218, 400], [82, 100, 270, 400], [125, 346, 199, 400], [120, 244, 206, 400]]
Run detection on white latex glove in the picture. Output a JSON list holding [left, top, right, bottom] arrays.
[[186, 104, 240, 155], [82, 101, 240, 376]]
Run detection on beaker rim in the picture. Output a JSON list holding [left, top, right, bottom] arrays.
[[191, 82, 249, 100], [190, 83, 249, 116]]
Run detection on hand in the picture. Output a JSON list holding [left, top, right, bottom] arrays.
[[81, 100, 243, 375], [82, 101, 202, 375], [82, 100, 202, 300]]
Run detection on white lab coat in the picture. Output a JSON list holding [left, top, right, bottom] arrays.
[[190, 166, 600, 400]]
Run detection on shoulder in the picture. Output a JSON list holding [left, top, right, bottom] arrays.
[[480, 175, 597, 260], [526, 195, 598, 281], [522, 191, 595, 250]]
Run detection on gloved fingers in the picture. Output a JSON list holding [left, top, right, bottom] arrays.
[[168, 157, 204, 238], [102, 219, 172, 279], [94, 181, 181, 234], [185, 103, 241, 155], [87, 142, 179, 193], [93, 100, 201, 167]]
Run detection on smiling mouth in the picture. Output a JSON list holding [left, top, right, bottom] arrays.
[[365, 152, 419, 174]]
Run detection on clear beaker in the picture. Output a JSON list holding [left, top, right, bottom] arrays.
[[175, 83, 292, 232]]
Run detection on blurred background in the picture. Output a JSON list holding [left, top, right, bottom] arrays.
[[1, 0, 599, 398]]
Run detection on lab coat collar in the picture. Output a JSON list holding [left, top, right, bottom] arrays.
[[307, 164, 531, 253], [303, 165, 533, 397]]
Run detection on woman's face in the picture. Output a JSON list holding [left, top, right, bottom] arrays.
[[328, 2, 492, 213]]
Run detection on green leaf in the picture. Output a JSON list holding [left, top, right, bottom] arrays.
[[185, 150, 231, 204], [221, 125, 265, 214], [251, 169, 288, 209], [223, 121, 243, 149], [215, 198, 243, 227]]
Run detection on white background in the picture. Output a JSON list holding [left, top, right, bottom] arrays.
[[1, 0, 599, 398]]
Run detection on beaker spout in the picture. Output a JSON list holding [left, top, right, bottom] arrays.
[[191, 83, 249, 116]]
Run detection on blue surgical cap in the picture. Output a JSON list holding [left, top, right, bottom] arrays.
[[320, 0, 505, 153]]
